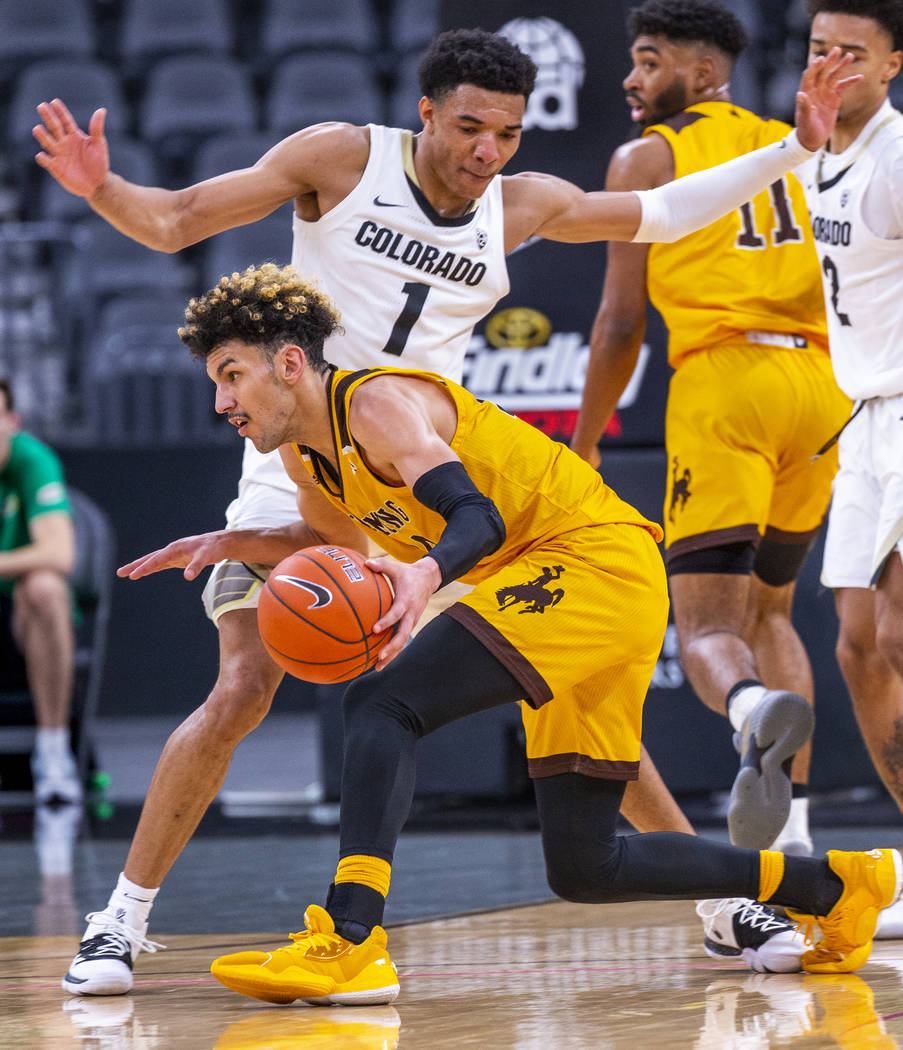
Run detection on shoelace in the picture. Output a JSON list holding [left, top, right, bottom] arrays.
[[695, 898, 791, 933], [280, 927, 346, 957], [82, 911, 166, 956]]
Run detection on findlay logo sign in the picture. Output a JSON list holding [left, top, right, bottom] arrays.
[[461, 325, 651, 441]]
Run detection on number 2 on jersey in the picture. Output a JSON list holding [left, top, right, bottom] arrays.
[[381, 281, 430, 356]]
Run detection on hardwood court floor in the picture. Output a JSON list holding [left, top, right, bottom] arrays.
[[5, 899, 903, 1049]]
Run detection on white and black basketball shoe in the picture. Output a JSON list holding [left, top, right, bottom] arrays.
[[696, 898, 805, 973]]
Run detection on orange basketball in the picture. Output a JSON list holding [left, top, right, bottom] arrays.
[[257, 545, 394, 684]]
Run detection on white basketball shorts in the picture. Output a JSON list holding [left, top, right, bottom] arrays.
[[822, 393, 903, 589]]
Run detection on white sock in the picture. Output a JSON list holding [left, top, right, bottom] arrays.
[[98, 872, 159, 930], [771, 797, 811, 849], [35, 727, 69, 760], [727, 685, 768, 732]]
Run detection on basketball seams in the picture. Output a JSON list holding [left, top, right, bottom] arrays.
[[258, 545, 393, 681]]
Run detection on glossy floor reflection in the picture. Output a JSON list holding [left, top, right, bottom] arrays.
[[6, 902, 903, 1049]]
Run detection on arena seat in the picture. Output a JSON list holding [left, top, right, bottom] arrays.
[[118, 0, 233, 78], [258, 0, 379, 63], [138, 54, 257, 179], [189, 131, 284, 186], [386, 0, 439, 56], [264, 53, 382, 135], [0, 0, 94, 92], [199, 210, 293, 290]]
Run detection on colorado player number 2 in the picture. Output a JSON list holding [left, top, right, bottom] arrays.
[[381, 281, 431, 356]]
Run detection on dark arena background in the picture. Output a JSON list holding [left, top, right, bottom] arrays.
[[3, 3, 903, 1048]]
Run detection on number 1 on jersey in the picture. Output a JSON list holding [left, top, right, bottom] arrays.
[[381, 281, 430, 356]]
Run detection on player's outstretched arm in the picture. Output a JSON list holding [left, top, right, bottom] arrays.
[[33, 99, 368, 252], [516, 47, 857, 248]]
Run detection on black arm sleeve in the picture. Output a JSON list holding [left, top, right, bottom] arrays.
[[411, 460, 506, 588]]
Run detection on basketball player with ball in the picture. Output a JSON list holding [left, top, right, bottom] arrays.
[[169, 261, 903, 1002], [38, 28, 857, 992]]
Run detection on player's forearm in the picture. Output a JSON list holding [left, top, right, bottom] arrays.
[[88, 174, 195, 253], [572, 324, 645, 460], [633, 130, 815, 244], [214, 523, 327, 566]]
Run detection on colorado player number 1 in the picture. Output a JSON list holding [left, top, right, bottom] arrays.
[[381, 282, 431, 356]]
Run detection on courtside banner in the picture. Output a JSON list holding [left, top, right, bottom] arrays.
[[440, 0, 670, 445]]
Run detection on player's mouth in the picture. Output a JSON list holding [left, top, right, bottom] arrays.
[[626, 95, 646, 122], [229, 413, 249, 435]]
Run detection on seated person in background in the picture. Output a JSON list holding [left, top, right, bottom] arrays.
[[0, 378, 79, 804]]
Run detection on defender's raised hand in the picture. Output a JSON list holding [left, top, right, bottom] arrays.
[[795, 46, 859, 152], [33, 99, 109, 199]]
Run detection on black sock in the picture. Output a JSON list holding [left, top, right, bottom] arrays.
[[768, 856, 843, 915]]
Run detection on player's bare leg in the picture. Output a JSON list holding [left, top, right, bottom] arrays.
[[669, 572, 813, 849], [63, 608, 284, 995], [124, 608, 284, 886], [744, 574, 813, 853], [835, 556, 903, 812]]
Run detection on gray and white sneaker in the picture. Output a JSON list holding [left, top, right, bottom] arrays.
[[696, 897, 805, 973], [62, 910, 165, 995], [728, 690, 814, 849]]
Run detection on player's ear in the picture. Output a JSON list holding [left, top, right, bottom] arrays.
[[693, 53, 720, 94], [280, 344, 306, 384], [883, 48, 903, 84], [418, 95, 434, 131]]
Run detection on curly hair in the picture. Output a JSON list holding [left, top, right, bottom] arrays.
[[806, 0, 903, 51], [179, 263, 343, 372], [418, 28, 536, 103], [627, 0, 748, 60]]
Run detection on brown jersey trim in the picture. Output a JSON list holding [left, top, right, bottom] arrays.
[[442, 603, 552, 707], [665, 523, 760, 562], [527, 753, 640, 780]]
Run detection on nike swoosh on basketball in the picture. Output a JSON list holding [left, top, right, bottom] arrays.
[[373, 196, 404, 207]]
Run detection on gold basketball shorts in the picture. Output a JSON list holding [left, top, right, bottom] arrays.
[[664, 343, 851, 559], [444, 523, 668, 780]]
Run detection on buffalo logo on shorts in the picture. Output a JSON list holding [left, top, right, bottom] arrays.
[[496, 565, 565, 614], [669, 456, 693, 523]]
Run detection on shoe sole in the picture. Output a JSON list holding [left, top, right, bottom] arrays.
[[728, 692, 814, 849], [212, 968, 399, 1006], [61, 972, 133, 996]]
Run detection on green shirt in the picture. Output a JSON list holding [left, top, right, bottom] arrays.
[[0, 432, 71, 596]]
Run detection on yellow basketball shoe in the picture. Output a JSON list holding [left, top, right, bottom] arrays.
[[787, 849, 903, 973], [210, 905, 399, 1006]]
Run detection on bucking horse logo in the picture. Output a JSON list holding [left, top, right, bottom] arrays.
[[496, 565, 565, 614], [669, 456, 692, 523]]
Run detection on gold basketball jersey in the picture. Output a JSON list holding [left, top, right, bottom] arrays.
[[293, 367, 662, 581], [644, 101, 829, 367]]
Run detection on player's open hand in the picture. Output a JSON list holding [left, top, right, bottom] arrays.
[[795, 46, 860, 152], [118, 531, 230, 582], [366, 555, 442, 669], [33, 99, 110, 198]]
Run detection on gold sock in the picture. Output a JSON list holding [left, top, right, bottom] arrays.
[[757, 849, 786, 903], [335, 855, 391, 897]]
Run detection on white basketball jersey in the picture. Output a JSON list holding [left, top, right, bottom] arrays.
[[240, 123, 509, 495], [799, 101, 903, 400]]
